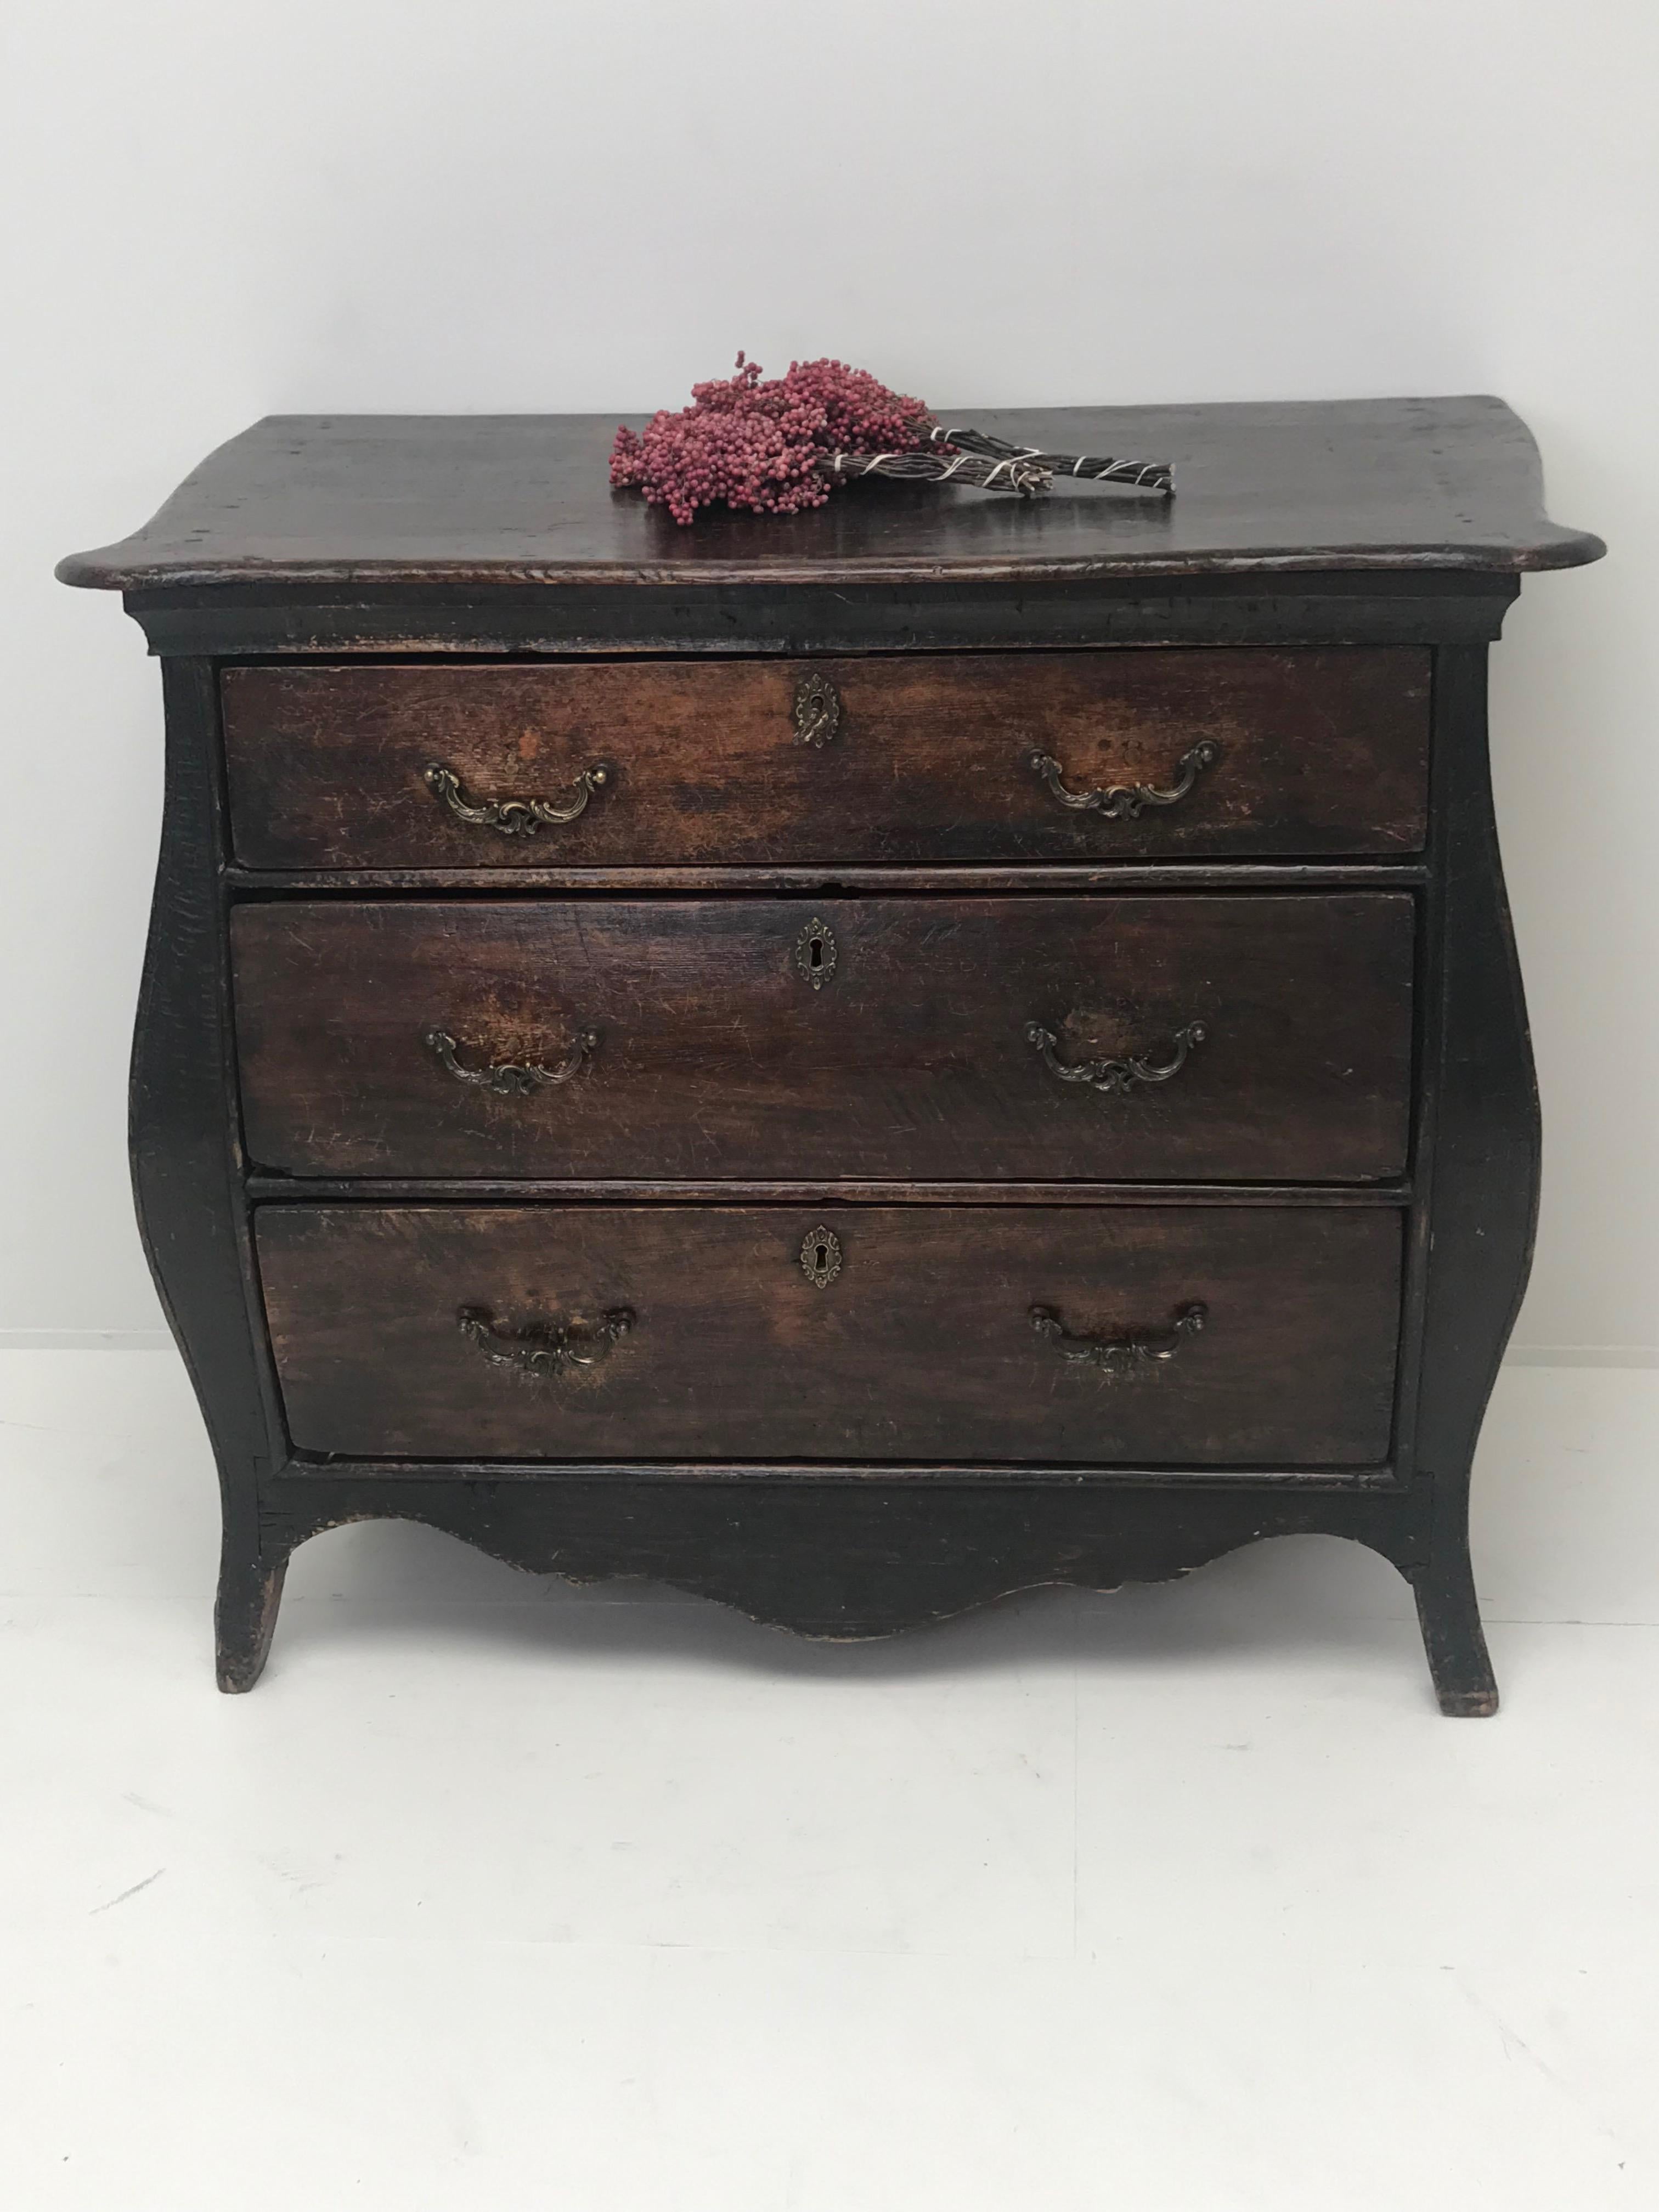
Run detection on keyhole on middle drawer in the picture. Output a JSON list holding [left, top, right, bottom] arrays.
[[794, 916, 837, 990], [799, 1224, 843, 1288]]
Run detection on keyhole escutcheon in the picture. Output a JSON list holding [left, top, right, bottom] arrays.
[[793, 916, 838, 991], [800, 1226, 843, 1289]]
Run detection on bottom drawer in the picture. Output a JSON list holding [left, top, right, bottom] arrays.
[[256, 1205, 1403, 1468]]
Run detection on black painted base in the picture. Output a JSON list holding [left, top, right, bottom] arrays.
[[216, 1470, 1499, 1712]]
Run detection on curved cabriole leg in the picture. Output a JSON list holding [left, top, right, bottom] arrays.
[[1414, 1493, 1498, 1717], [215, 1541, 290, 1693], [1406, 646, 1540, 1717], [133, 662, 286, 1691]]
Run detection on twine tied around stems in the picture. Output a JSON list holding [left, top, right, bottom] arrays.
[[821, 430, 1174, 501], [822, 448, 1053, 496], [930, 425, 1174, 494]]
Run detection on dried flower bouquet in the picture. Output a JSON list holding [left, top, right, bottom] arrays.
[[610, 356, 1173, 525]]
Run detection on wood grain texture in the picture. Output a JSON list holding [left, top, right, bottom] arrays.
[[221, 650, 1429, 868], [57, 399, 1604, 590], [246, 1180, 1410, 1207], [255, 1204, 1403, 1466], [232, 893, 1415, 1182], [224, 862, 1429, 893]]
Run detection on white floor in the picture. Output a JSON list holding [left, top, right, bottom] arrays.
[[2, 1353, 1657, 2210]]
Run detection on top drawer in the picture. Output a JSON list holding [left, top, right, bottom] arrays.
[[222, 650, 1430, 870]]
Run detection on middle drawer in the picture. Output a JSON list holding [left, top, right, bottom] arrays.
[[232, 894, 1413, 1182]]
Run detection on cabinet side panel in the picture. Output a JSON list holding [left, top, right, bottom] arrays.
[[132, 659, 287, 1686], [1405, 643, 1541, 1712]]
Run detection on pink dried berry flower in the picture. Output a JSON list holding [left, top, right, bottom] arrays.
[[610, 354, 936, 524]]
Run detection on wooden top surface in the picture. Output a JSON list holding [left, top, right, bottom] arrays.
[[58, 397, 1603, 591]]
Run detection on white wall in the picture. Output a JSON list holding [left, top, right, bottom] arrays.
[[4, 0, 1655, 1353]]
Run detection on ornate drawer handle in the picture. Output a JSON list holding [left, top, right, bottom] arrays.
[[424, 759, 612, 834], [456, 1304, 635, 1378], [1025, 1019, 1205, 1096], [424, 1025, 598, 1094], [1030, 1301, 1207, 1374], [1027, 737, 1220, 819]]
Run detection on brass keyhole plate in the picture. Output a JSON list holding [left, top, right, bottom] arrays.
[[794, 917, 838, 990], [800, 1226, 843, 1289], [792, 672, 842, 747]]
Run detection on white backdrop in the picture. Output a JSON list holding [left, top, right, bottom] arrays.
[[3, 0, 1654, 1355]]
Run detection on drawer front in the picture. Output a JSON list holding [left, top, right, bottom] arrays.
[[222, 650, 1429, 869], [233, 893, 1414, 1182], [256, 1205, 1403, 1465]]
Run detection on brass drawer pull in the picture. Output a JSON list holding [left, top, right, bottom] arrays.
[[424, 1025, 597, 1094], [424, 759, 611, 834], [457, 1303, 635, 1378], [1025, 1019, 1205, 1096], [1030, 1300, 1207, 1374], [1028, 737, 1219, 819]]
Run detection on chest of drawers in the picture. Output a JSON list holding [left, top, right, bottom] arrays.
[[60, 399, 1602, 1710]]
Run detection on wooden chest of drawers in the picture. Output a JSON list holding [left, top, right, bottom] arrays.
[[60, 399, 1602, 1711]]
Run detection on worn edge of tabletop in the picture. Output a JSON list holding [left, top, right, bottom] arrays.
[[57, 400, 1607, 592]]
